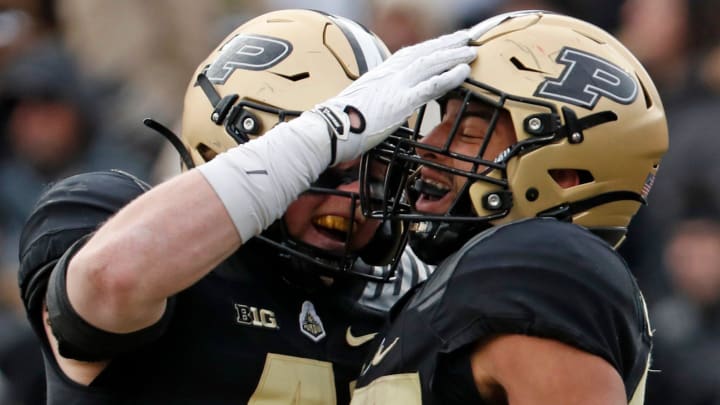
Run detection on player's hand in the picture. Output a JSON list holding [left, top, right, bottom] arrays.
[[311, 29, 478, 165]]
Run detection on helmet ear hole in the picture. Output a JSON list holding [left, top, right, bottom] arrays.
[[548, 169, 593, 189], [196, 143, 219, 163], [577, 169, 594, 184]]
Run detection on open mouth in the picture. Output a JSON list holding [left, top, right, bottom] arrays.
[[412, 177, 451, 201], [312, 215, 353, 242]]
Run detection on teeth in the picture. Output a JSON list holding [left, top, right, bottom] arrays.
[[494, 146, 512, 163], [422, 178, 450, 191], [313, 215, 351, 233], [413, 177, 450, 200]]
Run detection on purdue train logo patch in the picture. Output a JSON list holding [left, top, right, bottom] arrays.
[[299, 301, 326, 342]]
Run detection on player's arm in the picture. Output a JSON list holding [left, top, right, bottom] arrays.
[[470, 334, 626, 405], [66, 170, 237, 333], [63, 31, 478, 335]]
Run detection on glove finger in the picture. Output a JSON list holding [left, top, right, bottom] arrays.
[[467, 11, 531, 40], [421, 29, 472, 51], [403, 46, 477, 85], [411, 64, 472, 102], [394, 29, 471, 58]]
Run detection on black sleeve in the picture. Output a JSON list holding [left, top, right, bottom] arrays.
[[410, 218, 651, 396], [46, 237, 176, 362], [18, 170, 152, 340]]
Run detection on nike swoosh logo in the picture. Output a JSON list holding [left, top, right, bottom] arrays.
[[346, 327, 377, 347], [371, 337, 399, 366], [360, 336, 400, 376]]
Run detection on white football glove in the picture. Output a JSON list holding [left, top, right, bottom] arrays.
[[311, 29, 478, 165]]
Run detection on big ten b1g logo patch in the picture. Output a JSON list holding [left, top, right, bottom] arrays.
[[234, 304, 279, 330], [206, 34, 293, 84], [534, 47, 638, 109]]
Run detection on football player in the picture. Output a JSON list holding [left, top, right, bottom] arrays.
[[353, 10, 668, 404], [17, 9, 478, 404]]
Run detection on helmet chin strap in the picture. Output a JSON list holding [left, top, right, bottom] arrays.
[[410, 220, 489, 265], [410, 189, 644, 264], [142, 118, 195, 169], [256, 223, 402, 283], [409, 191, 490, 265], [258, 220, 353, 270], [536, 190, 644, 247], [537, 190, 646, 220], [231, 229, 331, 292]]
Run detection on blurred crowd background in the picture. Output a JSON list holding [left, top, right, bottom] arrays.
[[1, 0, 720, 404]]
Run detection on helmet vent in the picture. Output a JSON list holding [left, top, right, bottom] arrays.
[[196, 143, 218, 163], [271, 71, 310, 81], [574, 29, 604, 45], [637, 75, 653, 109], [510, 57, 546, 73]]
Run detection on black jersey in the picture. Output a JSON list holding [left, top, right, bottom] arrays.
[[352, 218, 652, 405], [38, 241, 384, 405]]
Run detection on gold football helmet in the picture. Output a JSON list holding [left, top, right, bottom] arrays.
[[361, 10, 669, 262], [146, 9, 403, 280], [181, 8, 389, 165]]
